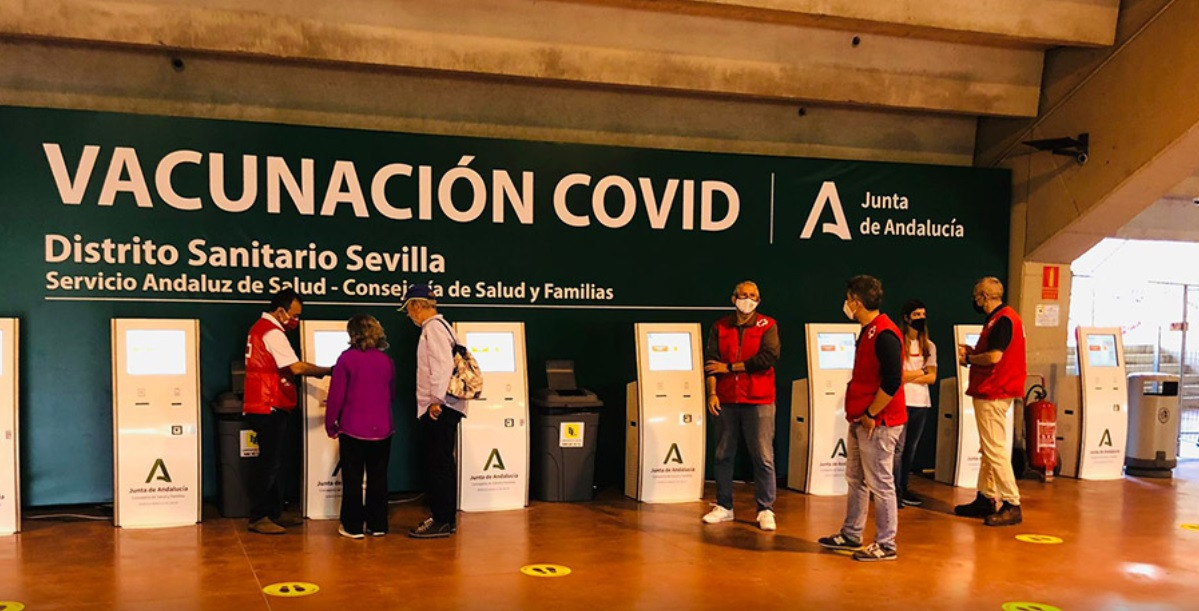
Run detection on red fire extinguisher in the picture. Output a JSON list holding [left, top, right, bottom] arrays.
[[1024, 376, 1059, 482]]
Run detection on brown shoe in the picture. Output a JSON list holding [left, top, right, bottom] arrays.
[[984, 502, 1023, 527], [248, 517, 286, 535], [276, 511, 304, 527]]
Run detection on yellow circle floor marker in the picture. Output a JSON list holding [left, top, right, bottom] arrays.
[[1015, 534, 1063, 545], [520, 564, 572, 577], [1002, 602, 1061, 611], [1181, 523, 1199, 532], [0, 602, 26, 611], [263, 582, 320, 597]]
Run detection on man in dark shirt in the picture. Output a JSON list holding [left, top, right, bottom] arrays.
[[701, 281, 782, 531], [819, 275, 906, 561]]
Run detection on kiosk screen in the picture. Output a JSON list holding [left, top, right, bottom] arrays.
[[466, 332, 517, 373], [815, 332, 856, 370], [647, 332, 693, 371], [125, 329, 187, 376], [1086, 334, 1119, 367], [965, 333, 981, 350], [314, 331, 349, 367]]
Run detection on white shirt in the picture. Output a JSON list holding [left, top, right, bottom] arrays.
[[415, 314, 462, 417], [902, 337, 937, 408], [259, 313, 299, 369]]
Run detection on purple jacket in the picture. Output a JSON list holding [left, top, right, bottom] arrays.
[[325, 347, 395, 441]]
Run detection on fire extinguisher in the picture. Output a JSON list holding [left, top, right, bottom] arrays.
[[1024, 376, 1059, 482]]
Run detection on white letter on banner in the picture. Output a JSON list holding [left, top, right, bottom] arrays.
[[799, 181, 851, 240], [98, 147, 153, 208], [701, 181, 739, 232], [320, 160, 369, 218], [156, 150, 203, 211], [437, 156, 487, 223], [267, 156, 314, 215], [371, 163, 414, 220], [640, 178, 679, 230], [593, 176, 636, 229], [493, 170, 534, 224], [209, 153, 258, 213], [43, 143, 100, 205], [553, 174, 591, 227]]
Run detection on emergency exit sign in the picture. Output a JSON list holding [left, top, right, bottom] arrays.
[[1041, 265, 1061, 300]]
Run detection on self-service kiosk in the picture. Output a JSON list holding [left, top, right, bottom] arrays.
[[787, 324, 858, 495], [111, 319, 201, 528], [300, 321, 350, 519], [625, 323, 705, 503], [1062, 327, 1128, 480], [456, 322, 529, 512], [0, 319, 19, 534], [934, 325, 1015, 487]]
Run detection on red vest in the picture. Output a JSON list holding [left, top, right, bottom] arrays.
[[967, 305, 1027, 400], [243, 317, 298, 414], [845, 314, 907, 426], [713, 313, 777, 404]]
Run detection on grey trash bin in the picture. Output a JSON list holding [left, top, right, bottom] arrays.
[[531, 360, 604, 502], [1125, 373, 1181, 478]]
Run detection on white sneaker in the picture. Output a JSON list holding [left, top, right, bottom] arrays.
[[701, 505, 735, 524], [757, 509, 776, 531]]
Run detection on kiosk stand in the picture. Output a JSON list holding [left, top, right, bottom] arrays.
[[934, 325, 1014, 487], [625, 323, 705, 503], [0, 319, 19, 534], [787, 324, 857, 495], [111, 319, 201, 528], [1063, 327, 1129, 480], [456, 322, 529, 512], [300, 321, 350, 519]]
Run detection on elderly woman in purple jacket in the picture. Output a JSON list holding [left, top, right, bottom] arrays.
[[326, 314, 395, 539]]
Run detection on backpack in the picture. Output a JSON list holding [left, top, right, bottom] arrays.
[[437, 319, 484, 400]]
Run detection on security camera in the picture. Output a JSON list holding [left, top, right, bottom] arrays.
[[1193, 197, 1199, 206], [1075, 152, 1088, 165]]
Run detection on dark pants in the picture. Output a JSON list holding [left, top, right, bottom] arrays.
[[246, 409, 295, 523], [338, 435, 392, 535], [422, 409, 463, 525], [713, 403, 777, 512], [894, 406, 931, 496]]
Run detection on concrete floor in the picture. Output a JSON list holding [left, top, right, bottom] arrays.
[[3, 461, 1198, 610]]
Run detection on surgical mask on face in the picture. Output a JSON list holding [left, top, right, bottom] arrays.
[[971, 298, 986, 315], [910, 318, 927, 332], [735, 298, 758, 315], [842, 300, 856, 321]]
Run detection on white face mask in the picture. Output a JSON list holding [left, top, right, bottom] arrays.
[[842, 300, 856, 321], [735, 298, 758, 315]]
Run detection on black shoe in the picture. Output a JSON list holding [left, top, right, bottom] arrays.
[[408, 518, 455, 539], [984, 502, 1023, 527], [901, 492, 923, 507], [365, 527, 389, 538], [817, 532, 863, 551], [852, 543, 898, 562], [954, 493, 997, 518]]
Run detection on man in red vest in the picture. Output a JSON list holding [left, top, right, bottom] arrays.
[[819, 275, 905, 561], [701, 281, 781, 531], [955, 277, 1026, 527], [243, 288, 332, 535]]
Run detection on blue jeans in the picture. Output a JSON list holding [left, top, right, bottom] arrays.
[[713, 403, 776, 512], [841, 422, 900, 551]]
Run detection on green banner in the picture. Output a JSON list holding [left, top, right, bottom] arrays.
[[0, 106, 1009, 505]]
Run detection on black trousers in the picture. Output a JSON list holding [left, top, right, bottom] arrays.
[[894, 406, 932, 496], [338, 435, 392, 534], [246, 409, 295, 523], [421, 409, 463, 525]]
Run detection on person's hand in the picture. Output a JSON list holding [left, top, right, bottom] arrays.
[[327, 429, 339, 440], [857, 414, 877, 438], [430, 404, 443, 420], [707, 394, 722, 416], [957, 344, 970, 366], [704, 360, 730, 375]]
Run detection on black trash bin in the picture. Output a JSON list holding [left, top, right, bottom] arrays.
[[212, 365, 258, 518], [530, 360, 604, 502]]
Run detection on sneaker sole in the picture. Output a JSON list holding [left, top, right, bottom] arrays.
[[408, 531, 453, 539], [702, 517, 735, 524], [853, 554, 898, 562], [819, 542, 863, 551]]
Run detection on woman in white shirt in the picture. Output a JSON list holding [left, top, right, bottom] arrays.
[[894, 300, 937, 507]]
